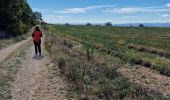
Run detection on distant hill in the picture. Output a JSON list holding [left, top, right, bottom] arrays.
[[116, 23, 170, 27]]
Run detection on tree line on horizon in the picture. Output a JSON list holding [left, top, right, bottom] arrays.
[[0, 0, 42, 38], [62, 22, 144, 27]]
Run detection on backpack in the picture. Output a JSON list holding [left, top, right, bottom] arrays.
[[33, 31, 42, 43]]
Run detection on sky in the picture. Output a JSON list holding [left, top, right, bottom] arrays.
[[27, 0, 170, 24]]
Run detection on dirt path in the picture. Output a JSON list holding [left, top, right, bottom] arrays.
[[0, 37, 68, 100], [9, 40, 68, 100], [0, 37, 32, 63]]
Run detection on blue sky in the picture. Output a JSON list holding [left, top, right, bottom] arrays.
[[27, 0, 170, 24]]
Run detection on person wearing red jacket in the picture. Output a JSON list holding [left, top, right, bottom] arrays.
[[32, 26, 43, 55]]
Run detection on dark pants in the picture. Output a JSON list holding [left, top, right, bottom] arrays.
[[34, 42, 41, 55]]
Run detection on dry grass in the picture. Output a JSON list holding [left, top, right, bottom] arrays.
[[0, 33, 30, 50]]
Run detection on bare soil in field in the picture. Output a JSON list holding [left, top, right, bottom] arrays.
[[118, 65, 170, 97], [0, 38, 68, 100]]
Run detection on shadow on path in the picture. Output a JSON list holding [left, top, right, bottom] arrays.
[[32, 55, 44, 60]]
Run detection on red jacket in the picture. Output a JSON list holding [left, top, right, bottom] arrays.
[[32, 31, 43, 43]]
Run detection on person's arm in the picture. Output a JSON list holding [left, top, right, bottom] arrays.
[[40, 32, 43, 37], [32, 31, 34, 38]]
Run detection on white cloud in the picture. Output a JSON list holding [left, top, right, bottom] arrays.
[[33, 8, 49, 13], [103, 7, 170, 14], [56, 8, 86, 13], [123, 16, 137, 19], [55, 5, 114, 14], [46, 15, 68, 20], [43, 14, 69, 23], [156, 13, 170, 17], [162, 14, 170, 17], [166, 3, 170, 7], [104, 7, 143, 14], [34, 3, 170, 24], [56, 16, 68, 20]]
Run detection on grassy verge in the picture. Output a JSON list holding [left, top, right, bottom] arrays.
[[0, 29, 32, 50], [45, 32, 168, 99]]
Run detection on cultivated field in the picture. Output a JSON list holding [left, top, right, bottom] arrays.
[[51, 25, 170, 76], [44, 25, 170, 99]]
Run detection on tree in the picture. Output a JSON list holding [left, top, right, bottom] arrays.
[[65, 23, 70, 26], [41, 21, 48, 31], [86, 23, 92, 26], [96, 24, 101, 26], [139, 24, 144, 27], [33, 12, 43, 24], [0, 0, 35, 37], [130, 25, 133, 27], [105, 22, 112, 26]]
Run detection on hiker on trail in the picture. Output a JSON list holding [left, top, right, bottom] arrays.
[[32, 26, 43, 56]]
